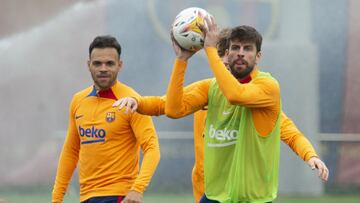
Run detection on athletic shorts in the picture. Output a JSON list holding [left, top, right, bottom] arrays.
[[199, 194, 219, 203], [81, 196, 125, 203], [199, 194, 272, 203]]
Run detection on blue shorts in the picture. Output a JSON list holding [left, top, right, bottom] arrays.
[[81, 196, 125, 203], [199, 194, 219, 203]]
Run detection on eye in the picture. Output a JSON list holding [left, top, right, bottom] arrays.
[[106, 61, 115, 66], [230, 45, 240, 51], [92, 61, 102, 67], [244, 45, 253, 51]]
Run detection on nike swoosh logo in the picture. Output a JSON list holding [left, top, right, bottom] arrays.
[[222, 111, 231, 115], [75, 115, 84, 120]]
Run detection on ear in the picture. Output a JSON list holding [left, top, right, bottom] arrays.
[[87, 60, 91, 71], [225, 49, 229, 57], [255, 51, 262, 64], [222, 52, 229, 64], [118, 59, 123, 71]]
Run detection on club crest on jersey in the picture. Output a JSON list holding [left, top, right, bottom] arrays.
[[106, 112, 115, 123]]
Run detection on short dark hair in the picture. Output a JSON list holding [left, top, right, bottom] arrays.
[[217, 27, 231, 57], [229, 25, 262, 52], [89, 35, 122, 57]]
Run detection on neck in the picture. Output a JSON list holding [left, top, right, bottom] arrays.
[[94, 85, 109, 92], [95, 81, 116, 92], [238, 74, 252, 84]]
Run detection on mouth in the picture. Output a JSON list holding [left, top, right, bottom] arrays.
[[97, 75, 110, 81], [234, 59, 247, 69], [97, 74, 110, 78]]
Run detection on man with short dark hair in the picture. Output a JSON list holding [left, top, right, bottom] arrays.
[[52, 35, 160, 203], [164, 17, 327, 202], [114, 24, 328, 202]]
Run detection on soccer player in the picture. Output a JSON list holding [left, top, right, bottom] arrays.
[[165, 17, 320, 202], [113, 27, 328, 202], [52, 36, 160, 203]]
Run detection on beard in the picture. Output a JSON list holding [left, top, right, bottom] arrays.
[[91, 73, 116, 90], [229, 60, 255, 79], [95, 79, 113, 90]]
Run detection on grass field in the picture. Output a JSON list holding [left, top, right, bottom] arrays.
[[0, 190, 359, 203]]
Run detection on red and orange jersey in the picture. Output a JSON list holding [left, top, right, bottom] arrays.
[[52, 81, 160, 203]]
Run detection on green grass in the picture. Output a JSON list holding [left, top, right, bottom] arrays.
[[276, 195, 360, 203], [0, 191, 359, 203], [0, 187, 79, 203], [144, 193, 194, 202]]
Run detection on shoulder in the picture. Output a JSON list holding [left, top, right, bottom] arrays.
[[254, 71, 279, 86], [184, 78, 213, 94], [72, 86, 93, 102], [256, 71, 278, 82], [67, 86, 93, 111], [253, 71, 280, 94], [189, 78, 213, 88], [115, 82, 141, 98]]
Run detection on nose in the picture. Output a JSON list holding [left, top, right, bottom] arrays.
[[237, 48, 245, 57], [99, 63, 108, 71]]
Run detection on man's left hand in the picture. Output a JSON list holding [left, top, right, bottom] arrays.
[[199, 15, 219, 48], [307, 156, 329, 182]]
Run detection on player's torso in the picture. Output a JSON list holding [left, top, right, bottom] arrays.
[[75, 96, 133, 145], [74, 89, 140, 184]]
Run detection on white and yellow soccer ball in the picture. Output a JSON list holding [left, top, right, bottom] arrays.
[[172, 7, 211, 51]]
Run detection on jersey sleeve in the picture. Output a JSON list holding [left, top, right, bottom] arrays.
[[165, 59, 210, 118], [280, 112, 318, 161], [205, 47, 280, 108], [129, 113, 160, 193], [138, 96, 166, 116], [52, 97, 80, 203], [138, 78, 212, 117]]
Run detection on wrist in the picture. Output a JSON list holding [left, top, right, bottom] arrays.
[[306, 155, 319, 162], [176, 56, 188, 61], [129, 188, 143, 195], [204, 44, 217, 48], [175, 57, 188, 64]]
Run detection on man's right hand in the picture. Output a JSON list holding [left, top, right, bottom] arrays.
[[113, 97, 138, 114], [170, 31, 196, 61]]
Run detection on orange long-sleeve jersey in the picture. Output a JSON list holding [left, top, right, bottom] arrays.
[[136, 47, 318, 202], [165, 47, 280, 136], [52, 81, 160, 203]]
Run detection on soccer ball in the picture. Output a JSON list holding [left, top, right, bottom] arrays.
[[172, 7, 211, 51]]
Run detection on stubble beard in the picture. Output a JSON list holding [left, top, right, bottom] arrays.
[[229, 63, 254, 79], [92, 73, 116, 91]]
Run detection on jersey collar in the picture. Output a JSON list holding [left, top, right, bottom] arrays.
[[238, 67, 259, 84], [88, 81, 119, 100]]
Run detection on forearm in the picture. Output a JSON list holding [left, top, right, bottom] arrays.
[[131, 131, 160, 193], [138, 96, 165, 116], [52, 147, 79, 202], [130, 114, 160, 193], [205, 47, 245, 102], [131, 141, 160, 193], [280, 114, 318, 161], [165, 59, 202, 118], [286, 134, 318, 161]]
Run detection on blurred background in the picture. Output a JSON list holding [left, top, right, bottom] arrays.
[[0, 0, 359, 202]]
